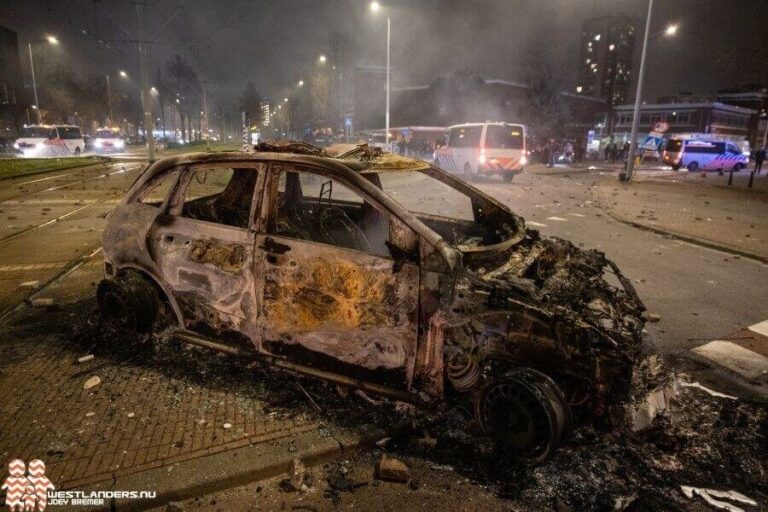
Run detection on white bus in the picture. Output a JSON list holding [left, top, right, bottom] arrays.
[[434, 122, 527, 182]]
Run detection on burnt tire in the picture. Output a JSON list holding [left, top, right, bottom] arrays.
[[97, 272, 159, 336], [475, 368, 571, 464]]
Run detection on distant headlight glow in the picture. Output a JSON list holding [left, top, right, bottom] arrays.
[[520, 155, 528, 165]]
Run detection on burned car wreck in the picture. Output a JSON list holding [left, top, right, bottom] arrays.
[[98, 141, 667, 462]]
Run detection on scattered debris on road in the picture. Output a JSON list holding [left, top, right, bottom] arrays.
[[377, 456, 411, 483], [82, 375, 100, 390]]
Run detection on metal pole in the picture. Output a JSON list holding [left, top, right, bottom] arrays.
[[202, 82, 210, 151], [385, 16, 391, 152], [27, 43, 41, 124], [106, 75, 114, 125], [136, 1, 155, 162], [624, 0, 653, 183]]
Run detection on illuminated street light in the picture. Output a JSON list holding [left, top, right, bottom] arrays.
[[318, 54, 327, 64], [27, 35, 62, 123], [298, 80, 304, 87], [284, 97, 288, 103], [665, 24, 678, 36], [119, 70, 128, 78], [370, 1, 391, 151], [150, 86, 158, 94]]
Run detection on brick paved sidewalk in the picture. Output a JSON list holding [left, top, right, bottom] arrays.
[[0, 299, 350, 492], [596, 178, 768, 261]]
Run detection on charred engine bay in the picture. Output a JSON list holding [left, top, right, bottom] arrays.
[[453, 228, 652, 421], [24, 301, 768, 511]]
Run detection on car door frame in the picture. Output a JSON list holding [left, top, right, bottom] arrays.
[[147, 161, 267, 343], [253, 159, 422, 391]]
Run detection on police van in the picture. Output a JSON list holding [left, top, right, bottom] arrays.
[[434, 122, 527, 182], [14, 125, 86, 157], [662, 137, 749, 172]]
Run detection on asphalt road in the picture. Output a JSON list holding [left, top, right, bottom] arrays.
[[0, 161, 765, 360]]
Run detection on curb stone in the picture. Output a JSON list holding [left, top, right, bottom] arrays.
[[595, 187, 767, 264], [67, 426, 383, 512]]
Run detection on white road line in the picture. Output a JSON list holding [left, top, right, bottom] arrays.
[[17, 172, 76, 185], [567, 212, 586, 218], [747, 319, 768, 337], [546, 216, 568, 222], [692, 340, 768, 381], [526, 221, 547, 227]]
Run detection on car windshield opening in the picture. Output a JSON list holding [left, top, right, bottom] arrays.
[[373, 169, 519, 248]]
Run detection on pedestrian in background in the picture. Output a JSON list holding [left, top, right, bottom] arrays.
[[754, 147, 765, 175]]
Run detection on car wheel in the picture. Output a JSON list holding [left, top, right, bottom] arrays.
[[97, 272, 159, 337], [464, 162, 475, 182], [475, 368, 571, 464], [687, 161, 699, 172], [502, 172, 515, 183], [74, 147, 81, 157], [733, 163, 744, 172]]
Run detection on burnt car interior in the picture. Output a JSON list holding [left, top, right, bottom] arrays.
[[180, 167, 258, 228], [371, 169, 518, 249], [270, 169, 391, 257]]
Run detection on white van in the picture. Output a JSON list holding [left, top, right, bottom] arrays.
[[662, 138, 748, 172], [434, 122, 527, 182], [14, 125, 85, 157]]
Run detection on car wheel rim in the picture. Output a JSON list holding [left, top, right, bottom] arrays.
[[475, 369, 570, 463]]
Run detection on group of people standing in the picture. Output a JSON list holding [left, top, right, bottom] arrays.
[[533, 139, 586, 167]]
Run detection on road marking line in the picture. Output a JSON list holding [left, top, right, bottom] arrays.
[[567, 213, 586, 218], [526, 221, 547, 227], [17, 172, 76, 185], [0, 262, 66, 272], [748, 319, 768, 337], [692, 340, 768, 381], [546, 216, 568, 222]]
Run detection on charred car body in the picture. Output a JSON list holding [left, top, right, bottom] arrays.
[[98, 142, 662, 462]]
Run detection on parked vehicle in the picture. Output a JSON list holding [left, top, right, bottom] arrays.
[[97, 141, 664, 463], [0, 137, 22, 157], [662, 138, 748, 172], [14, 125, 85, 157], [434, 122, 527, 182], [93, 128, 125, 153]]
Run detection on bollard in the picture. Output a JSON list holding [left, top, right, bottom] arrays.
[[748, 170, 755, 188], [728, 167, 734, 186]]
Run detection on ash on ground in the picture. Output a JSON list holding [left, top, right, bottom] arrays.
[[31, 299, 768, 511]]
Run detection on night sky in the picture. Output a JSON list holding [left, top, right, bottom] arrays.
[[2, 0, 767, 103]]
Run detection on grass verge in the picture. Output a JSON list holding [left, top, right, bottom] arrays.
[[0, 156, 106, 179]]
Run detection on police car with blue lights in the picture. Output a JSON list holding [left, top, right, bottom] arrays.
[[662, 136, 749, 172]]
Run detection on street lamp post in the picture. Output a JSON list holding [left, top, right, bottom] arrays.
[[370, 2, 391, 151], [623, 0, 654, 183], [27, 43, 41, 124], [26, 36, 58, 124], [106, 75, 114, 125]]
